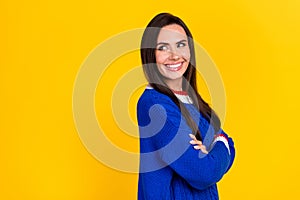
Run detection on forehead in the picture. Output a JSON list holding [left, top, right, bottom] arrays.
[[157, 24, 187, 42]]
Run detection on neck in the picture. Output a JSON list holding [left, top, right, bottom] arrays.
[[164, 78, 183, 91]]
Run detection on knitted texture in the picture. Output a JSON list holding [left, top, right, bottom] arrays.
[[137, 88, 235, 200]]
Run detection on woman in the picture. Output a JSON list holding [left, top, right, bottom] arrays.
[[137, 13, 235, 200]]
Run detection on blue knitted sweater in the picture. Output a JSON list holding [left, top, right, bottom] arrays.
[[137, 87, 235, 200]]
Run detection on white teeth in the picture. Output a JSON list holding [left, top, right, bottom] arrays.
[[166, 63, 182, 68]]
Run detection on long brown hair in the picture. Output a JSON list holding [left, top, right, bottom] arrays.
[[140, 13, 220, 141]]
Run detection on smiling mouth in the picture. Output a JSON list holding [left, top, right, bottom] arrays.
[[165, 62, 184, 71]]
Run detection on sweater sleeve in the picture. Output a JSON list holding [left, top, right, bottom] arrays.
[[137, 96, 232, 190], [219, 130, 235, 173]]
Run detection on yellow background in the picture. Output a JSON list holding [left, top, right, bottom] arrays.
[[1, 0, 300, 199]]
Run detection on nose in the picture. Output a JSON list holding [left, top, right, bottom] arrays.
[[169, 50, 180, 60]]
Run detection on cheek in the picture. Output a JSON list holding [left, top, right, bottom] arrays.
[[181, 48, 191, 61], [155, 51, 167, 64]]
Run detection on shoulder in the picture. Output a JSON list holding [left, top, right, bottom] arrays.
[[137, 88, 182, 126], [137, 88, 178, 110]]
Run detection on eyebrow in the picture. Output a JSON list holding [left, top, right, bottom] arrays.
[[156, 39, 188, 46]]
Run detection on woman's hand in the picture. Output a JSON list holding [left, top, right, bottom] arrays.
[[189, 134, 208, 154]]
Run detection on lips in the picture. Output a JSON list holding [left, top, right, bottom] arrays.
[[165, 62, 184, 71]]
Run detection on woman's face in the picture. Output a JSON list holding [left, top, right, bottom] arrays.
[[155, 24, 190, 86]]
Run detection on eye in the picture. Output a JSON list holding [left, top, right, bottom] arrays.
[[177, 42, 187, 48], [157, 45, 168, 51]]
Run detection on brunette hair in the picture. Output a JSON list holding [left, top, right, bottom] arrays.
[[140, 13, 220, 141]]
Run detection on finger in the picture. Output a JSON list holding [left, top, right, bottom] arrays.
[[189, 140, 202, 145], [189, 140, 196, 144], [195, 140, 202, 145], [193, 145, 208, 154], [202, 149, 208, 154], [193, 145, 205, 150], [193, 145, 201, 150], [190, 140, 203, 146], [201, 145, 208, 154], [189, 134, 196, 140]]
